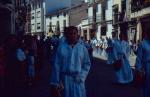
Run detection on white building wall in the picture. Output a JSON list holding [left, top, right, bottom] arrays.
[[78, 19, 89, 37], [97, 4, 101, 14], [50, 16, 57, 32], [36, 8, 42, 32], [106, 0, 112, 21], [46, 18, 50, 34], [31, 10, 36, 33], [31, 0, 45, 35], [49, 14, 69, 33], [43, 2, 46, 33], [106, 0, 113, 38], [66, 14, 70, 27], [59, 15, 65, 32], [88, 7, 93, 17], [84, 0, 88, 3]]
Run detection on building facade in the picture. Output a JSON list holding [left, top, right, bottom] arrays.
[[78, 0, 113, 41], [46, 2, 88, 37], [15, 0, 29, 36], [112, 0, 150, 42], [129, 0, 150, 42], [30, 0, 46, 37], [0, 0, 16, 42], [112, 0, 126, 38], [25, 0, 31, 34], [46, 10, 70, 37]]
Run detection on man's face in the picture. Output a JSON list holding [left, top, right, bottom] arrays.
[[66, 29, 78, 44]]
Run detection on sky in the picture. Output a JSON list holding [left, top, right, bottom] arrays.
[[45, 0, 71, 14]]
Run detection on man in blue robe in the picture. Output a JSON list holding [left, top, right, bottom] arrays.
[[50, 26, 91, 97], [135, 25, 150, 97]]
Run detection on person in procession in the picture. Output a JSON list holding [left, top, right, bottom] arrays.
[[106, 37, 114, 65], [112, 32, 133, 84], [135, 24, 150, 97], [50, 26, 91, 97]]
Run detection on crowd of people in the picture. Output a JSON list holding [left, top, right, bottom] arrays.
[[0, 26, 92, 97], [0, 34, 48, 97], [90, 26, 150, 97], [0, 25, 150, 97]]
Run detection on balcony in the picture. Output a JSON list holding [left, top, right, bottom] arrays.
[[130, 0, 150, 18], [131, 7, 150, 18], [131, 0, 150, 12]]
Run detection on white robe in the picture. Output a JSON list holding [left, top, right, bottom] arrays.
[[135, 39, 150, 97], [50, 40, 91, 97], [112, 40, 133, 84]]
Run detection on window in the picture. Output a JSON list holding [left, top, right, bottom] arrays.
[[37, 1, 41, 8], [96, 4, 98, 12], [49, 22, 52, 32], [57, 14, 59, 18], [101, 25, 107, 36], [121, 0, 126, 12], [63, 20, 66, 27], [131, 0, 150, 12], [32, 4, 35, 10], [37, 23, 41, 29], [102, 5, 106, 20], [86, 9, 88, 13], [31, 13, 35, 19], [84, 30, 87, 40], [31, 24, 35, 30], [56, 21, 60, 31], [37, 11, 40, 18], [63, 13, 66, 17]]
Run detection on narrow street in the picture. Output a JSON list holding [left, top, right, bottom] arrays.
[[86, 58, 141, 97], [25, 58, 142, 97]]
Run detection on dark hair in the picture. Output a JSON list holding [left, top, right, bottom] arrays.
[[119, 32, 128, 41], [64, 26, 78, 35]]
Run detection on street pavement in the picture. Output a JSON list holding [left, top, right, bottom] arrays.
[[5, 47, 138, 97], [86, 58, 141, 97], [24, 56, 141, 97]]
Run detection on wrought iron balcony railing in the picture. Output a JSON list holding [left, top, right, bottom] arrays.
[[131, 0, 150, 12]]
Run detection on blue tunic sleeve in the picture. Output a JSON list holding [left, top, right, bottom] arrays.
[[50, 46, 61, 86], [135, 44, 143, 71], [80, 47, 91, 82]]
